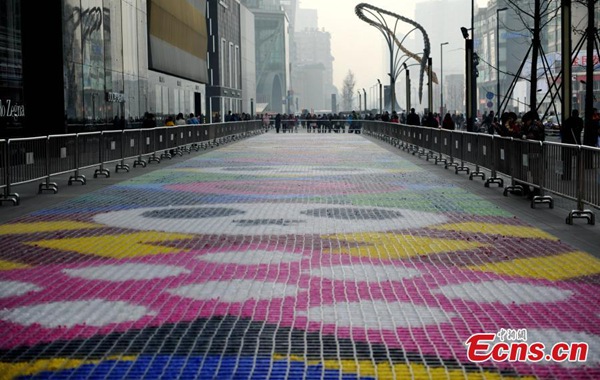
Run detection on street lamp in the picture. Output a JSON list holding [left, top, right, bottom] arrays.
[[440, 42, 449, 115], [427, 57, 433, 115], [377, 79, 383, 115], [496, 7, 508, 116], [387, 73, 396, 113], [403, 63, 411, 112], [461, 26, 476, 132]]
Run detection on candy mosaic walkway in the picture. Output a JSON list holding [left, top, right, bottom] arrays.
[[0, 133, 599, 379]]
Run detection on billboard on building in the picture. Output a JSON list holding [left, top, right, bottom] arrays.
[[148, 0, 208, 83]]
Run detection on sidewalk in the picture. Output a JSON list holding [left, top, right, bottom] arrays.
[[0, 133, 599, 379]]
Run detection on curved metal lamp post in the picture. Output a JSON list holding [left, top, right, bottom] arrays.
[[355, 3, 435, 112]]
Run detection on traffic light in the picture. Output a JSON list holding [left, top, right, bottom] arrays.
[[473, 52, 480, 78]]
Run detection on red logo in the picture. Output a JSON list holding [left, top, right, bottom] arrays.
[[465, 329, 588, 363]]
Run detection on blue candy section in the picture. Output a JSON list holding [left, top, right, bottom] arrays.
[[21, 356, 373, 380]]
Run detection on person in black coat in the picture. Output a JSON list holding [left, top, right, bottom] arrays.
[[583, 108, 599, 147], [561, 109, 584, 180], [275, 113, 282, 133], [561, 109, 583, 145], [407, 108, 420, 126]]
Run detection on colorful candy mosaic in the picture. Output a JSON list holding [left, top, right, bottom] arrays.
[[0, 134, 599, 379]]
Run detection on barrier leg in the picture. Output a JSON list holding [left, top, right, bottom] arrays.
[[39, 177, 58, 194], [68, 169, 86, 185], [469, 164, 485, 180], [566, 154, 595, 225], [503, 177, 523, 196], [39, 140, 58, 193], [531, 189, 553, 209], [94, 162, 110, 178], [485, 176, 504, 187], [68, 136, 86, 185], [455, 159, 469, 175], [0, 188, 19, 205], [116, 159, 130, 172]]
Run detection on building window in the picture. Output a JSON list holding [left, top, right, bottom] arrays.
[[155, 85, 162, 115], [235, 45, 240, 89], [229, 42, 233, 88], [220, 38, 226, 86]]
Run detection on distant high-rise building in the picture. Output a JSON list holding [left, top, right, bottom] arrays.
[[293, 28, 334, 112], [240, 4, 257, 116], [241, 0, 291, 114], [295, 8, 318, 32], [290, 5, 334, 114]]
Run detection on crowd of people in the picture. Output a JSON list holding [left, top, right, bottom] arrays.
[[135, 106, 600, 148], [254, 109, 468, 133], [476, 107, 600, 146], [487, 110, 546, 141]]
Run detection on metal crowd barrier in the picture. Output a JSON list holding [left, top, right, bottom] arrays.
[[450, 131, 469, 174], [362, 120, 598, 225], [0, 121, 263, 206]]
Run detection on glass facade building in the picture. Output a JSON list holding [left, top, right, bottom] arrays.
[[242, 0, 289, 114], [0, 0, 24, 134], [1, 0, 208, 137], [207, 0, 243, 122]]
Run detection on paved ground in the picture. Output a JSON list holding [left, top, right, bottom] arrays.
[[0, 131, 599, 379]]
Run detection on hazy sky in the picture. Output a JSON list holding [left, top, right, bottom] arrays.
[[298, 0, 485, 98]]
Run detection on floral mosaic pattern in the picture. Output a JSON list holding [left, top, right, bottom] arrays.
[[0, 134, 599, 379]]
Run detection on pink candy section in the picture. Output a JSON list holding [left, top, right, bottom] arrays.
[[1, 241, 599, 379]]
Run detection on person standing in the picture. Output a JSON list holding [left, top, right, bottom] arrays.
[[142, 112, 157, 129], [561, 109, 583, 145], [275, 113, 281, 133], [175, 113, 187, 126], [426, 112, 439, 128], [262, 113, 270, 131], [583, 108, 599, 147], [441, 113, 455, 130], [407, 108, 420, 126], [561, 109, 584, 180], [521, 110, 545, 141], [483, 111, 495, 134], [187, 113, 200, 124]]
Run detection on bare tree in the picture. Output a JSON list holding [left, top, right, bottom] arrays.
[[342, 70, 356, 112]]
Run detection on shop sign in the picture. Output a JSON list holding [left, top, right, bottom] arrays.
[[106, 92, 125, 103], [0, 99, 25, 118]]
